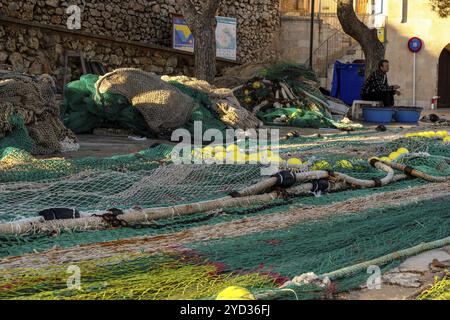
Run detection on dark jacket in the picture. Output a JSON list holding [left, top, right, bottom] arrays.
[[361, 69, 395, 96]]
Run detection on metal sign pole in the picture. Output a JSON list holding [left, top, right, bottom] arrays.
[[408, 37, 423, 107], [309, 0, 315, 69], [413, 52, 416, 107]]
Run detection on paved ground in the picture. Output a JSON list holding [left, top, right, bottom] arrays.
[[63, 108, 450, 159], [342, 246, 450, 300], [61, 134, 161, 159]]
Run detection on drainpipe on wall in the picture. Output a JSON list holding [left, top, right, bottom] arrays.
[[309, 0, 315, 69], [401, 0, 408, 24]]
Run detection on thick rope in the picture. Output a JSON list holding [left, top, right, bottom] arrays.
[[380, 159, 450, 183], [255, 235, 450, 300], [0, 159, 446, 236]]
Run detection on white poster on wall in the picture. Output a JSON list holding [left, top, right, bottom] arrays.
[[215, 16, 237, 61]]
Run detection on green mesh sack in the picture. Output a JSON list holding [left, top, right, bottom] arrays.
[[257, 108, 298, 125], [62, 109, 102, 134], [259, 108, 339, 129], [263, 62, 331, 117], [63, 74, 97, 109], [62, 74, 149, 136], [290, 110, 333, 128], [0, 115, 34, 152]]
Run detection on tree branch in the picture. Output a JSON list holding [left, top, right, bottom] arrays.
[[204, 0, 221, 19], [180, 0, 200, 31], [337, 0, 385, 76], [337, 0, 377, 41]]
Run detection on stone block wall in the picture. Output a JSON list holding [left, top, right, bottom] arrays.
[[279, 16, 328, 64], [0, 21, 235, 91], [0, 0, 280, 63]]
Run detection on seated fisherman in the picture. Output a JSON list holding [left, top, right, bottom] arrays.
[[361, 59, 401, 107]]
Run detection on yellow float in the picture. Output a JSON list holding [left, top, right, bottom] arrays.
[[312, 160, 331, 170], [216, 286, 255, 300], [287, 158, 302, 166], [337, 159, 353, 169], [388, 151, 402, 160]]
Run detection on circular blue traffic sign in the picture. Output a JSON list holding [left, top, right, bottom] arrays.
[[408, 37, 423, 53]]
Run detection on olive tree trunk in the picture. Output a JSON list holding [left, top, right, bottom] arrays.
[[180, 0, 221, 83], [337, 0, 386, 78]]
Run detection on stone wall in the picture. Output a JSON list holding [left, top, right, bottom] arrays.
[[279, 16, 338, 65], [279, 16, 320, 64], [0, 0, 280, 63], [386, 0, 450, 109], [0, 20, 238, 91]]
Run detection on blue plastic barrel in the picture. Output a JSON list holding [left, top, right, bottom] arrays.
[[331, 61, 365, 106], [362, 107, 394, 124]]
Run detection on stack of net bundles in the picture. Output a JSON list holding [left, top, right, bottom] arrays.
[[63, 69, 261, 139], [0, 71, 78, 155]]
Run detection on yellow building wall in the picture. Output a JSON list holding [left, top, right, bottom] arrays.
[[386, 0, 450, 109]]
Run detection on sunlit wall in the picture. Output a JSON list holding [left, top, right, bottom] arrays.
[[385, 0, 450, 108]]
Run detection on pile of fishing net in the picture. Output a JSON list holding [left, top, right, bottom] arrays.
[[96, 69, 195, 135], [0, 131, 449, 300], [62, 68, 260, 138], [226, 62, 359, 130], [62, 69, 194, 137], [417, 274, 450, 300], [421, 113, 450, 127], [0, 131, 449, 224], [0, 250, 279, 300], [0, 189, 449, 300], [62, 64, 357, 139], [0, 71, 78, 155], [161, 75, 261, 130]]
